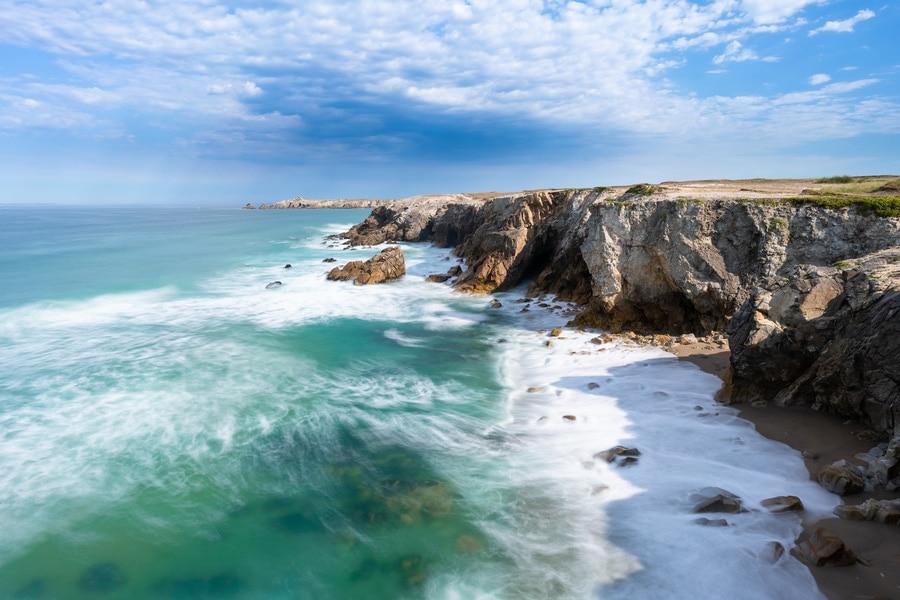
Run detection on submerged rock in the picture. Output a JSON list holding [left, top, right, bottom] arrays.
[[691, 487, 746, 514], [77, 563, 127, 594], [265, 281, 283, 289], [760, 495, 805, 513], [594, 445, 641, 463]]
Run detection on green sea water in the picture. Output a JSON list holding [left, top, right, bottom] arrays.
[[0, 205, 836, 599]]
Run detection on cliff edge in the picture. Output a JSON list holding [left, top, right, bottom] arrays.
[[334, 179, 900, 438]]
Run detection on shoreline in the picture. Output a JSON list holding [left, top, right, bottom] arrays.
[[668, 341, 900, 600]]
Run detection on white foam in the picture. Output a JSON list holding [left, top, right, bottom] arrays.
[[482, 294, 837, 599]]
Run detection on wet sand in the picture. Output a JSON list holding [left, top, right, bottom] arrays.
[[668, 341, 900, 600]]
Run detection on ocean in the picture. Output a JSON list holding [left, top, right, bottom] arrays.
[[0, 205, 837, 599]]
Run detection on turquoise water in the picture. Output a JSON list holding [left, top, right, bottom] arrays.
[[0, 206, 836, 599]]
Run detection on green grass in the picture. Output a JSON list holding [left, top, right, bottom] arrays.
[[806, 175, 900, 195], [783, 195, 900, 218], [815, 175, 855, 184], [625, 184, 658, 196], [768, 218, 788, 232]]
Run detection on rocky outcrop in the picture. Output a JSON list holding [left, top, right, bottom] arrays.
[[337, 187, 900, 434], [339, 195, 484, 246], [326, 246, 406, 285], [453, 190, 595, 297], [724, 247, 900, 433]]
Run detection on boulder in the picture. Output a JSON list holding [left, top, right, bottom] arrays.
[[690, 487, 746, 514], [817, 464, 866, 496], [791, 527, 857, 567], [760, 495, 805, 513], [594, 446, 641, 463], [326, 246, 406, 285]]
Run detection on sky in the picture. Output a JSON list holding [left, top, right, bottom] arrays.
[[0, 0, 898, 204]]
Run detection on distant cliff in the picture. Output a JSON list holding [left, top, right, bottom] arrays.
[[336, 184, 900, 434]]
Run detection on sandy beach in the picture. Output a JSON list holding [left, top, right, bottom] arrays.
[[668, 341, 900, 600]]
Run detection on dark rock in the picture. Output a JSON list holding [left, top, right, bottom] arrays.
[[765, 541, 786, 564], [77, 563, 127, 593], [694, 517, 729, 527], [594, 445, 641, 463], [691, 487, 746, 514], [284, 264, 292, 269], [791, 527, 857, 567], [562, 415, 576, 421], [323, 257, 337, 263], [617, 456, 639, 467], [265, 281, 283, 289], [489, 299, 502, 308], [726, 248, 900, 435], [426, 274, 452, 283]]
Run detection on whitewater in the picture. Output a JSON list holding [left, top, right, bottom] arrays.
[[0, 205, 836, 599]]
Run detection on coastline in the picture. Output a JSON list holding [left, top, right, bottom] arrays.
[[668, 341, 900, 600]]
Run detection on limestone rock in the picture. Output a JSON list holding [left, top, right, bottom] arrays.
[[791, 527, 857, 567], [326, 246, 406, 285]]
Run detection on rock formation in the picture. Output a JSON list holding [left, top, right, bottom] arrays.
[[724, 247, 900, 433], [326, 246, 406, 285], [334, 186, 900, 437]]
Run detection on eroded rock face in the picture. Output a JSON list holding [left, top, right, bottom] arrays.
[[576, 200, 900, 334], [326, 246, 406, 285], [725, 247, 900, 433], [453, 190, 595, 298]]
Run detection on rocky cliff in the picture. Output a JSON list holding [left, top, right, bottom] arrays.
[[336, 184, 900, 434]]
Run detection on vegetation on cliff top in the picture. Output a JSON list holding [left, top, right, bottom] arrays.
[[785, 194, 900, 218]]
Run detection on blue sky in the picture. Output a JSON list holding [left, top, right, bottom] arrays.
[[0, 0, 897, 204]]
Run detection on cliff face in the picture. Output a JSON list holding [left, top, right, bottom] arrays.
[[577, 199, 900, 334], [724, 248, 900, 433], [338, 189, 900, 432]]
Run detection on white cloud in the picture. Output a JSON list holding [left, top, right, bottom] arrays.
[[809, 9, 876, 35], [739, 0, 824, 25], [0, 0, 894, 162], [242, 82, 263, 97], [809, 73, 831, 85], [713, 40, 758, 64]]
